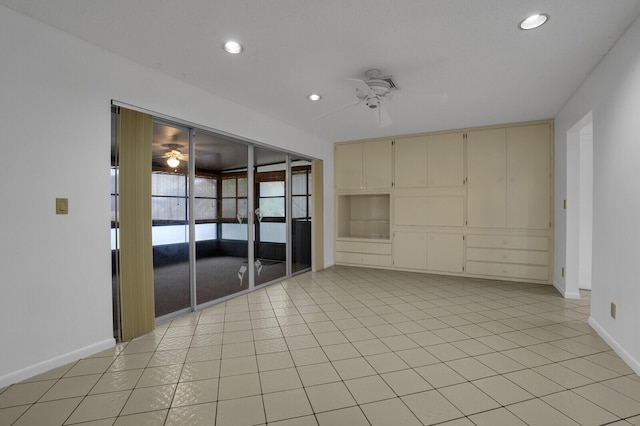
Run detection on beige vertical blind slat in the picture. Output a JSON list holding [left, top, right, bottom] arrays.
[[118, 108, 155, 340], [312, 160, 324, 271]]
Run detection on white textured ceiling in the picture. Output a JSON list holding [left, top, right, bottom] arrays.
[[3, 0, 640, 142]]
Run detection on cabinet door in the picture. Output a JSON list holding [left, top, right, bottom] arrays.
[[363, 140, 392, 189], [335, 143, 362, 190], [427, 233, 464, 272], [506, 124, 551, 229], [394, 136, 428, 188], [394, 232, 427, 269], [395, 197, 464, 227], [467, 129, 507, 228], [428, 133, 464, 187]]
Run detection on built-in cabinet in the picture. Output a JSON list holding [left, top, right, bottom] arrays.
[[335, 120, 553, 284], [335, 193, 392, 267], [394, 232, 464, 273], [394, 133, 464, 188], [465, 234, 550, 281], [335, 140, 392, 190], [467, 124, 551, 229]]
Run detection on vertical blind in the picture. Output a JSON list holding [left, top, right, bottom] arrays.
[[117, 108, 155, 340]]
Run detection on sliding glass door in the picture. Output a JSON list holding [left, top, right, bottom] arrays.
[[151, 122, 191, 318], [113, 106, 314, 333], [253, 147, 288, 286], [195, 132, 249, 305], [291, 159, 313, 273]]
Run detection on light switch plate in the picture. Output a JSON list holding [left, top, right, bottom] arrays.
[[56, 198, 69, 215]]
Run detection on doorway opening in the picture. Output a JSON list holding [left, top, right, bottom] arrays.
[[565, 112, 593, 297]]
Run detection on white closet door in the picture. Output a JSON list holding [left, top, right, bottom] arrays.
[[427, 233, 464, 272], [363, 140, 393, 189], [394, 232, 427, 269], [506, 124, 551, 229], [427, 132, 464, 187], [335, 143, 362, 190], [394, 136, 428, 188], [467, 128, 507, 228]]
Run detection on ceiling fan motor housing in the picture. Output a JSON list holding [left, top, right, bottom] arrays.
[[366, 96, 379, 109]]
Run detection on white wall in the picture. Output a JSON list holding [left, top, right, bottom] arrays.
[[555, 15, 640, 374], [0, 6, 334, 387]]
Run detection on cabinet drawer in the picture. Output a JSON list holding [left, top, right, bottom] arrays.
[[466, 261, 548, 281], [466, 248, 548, 265], [336, 251, 392, 267], [335, 241, 392, 255], [466, 234, 548, 251]]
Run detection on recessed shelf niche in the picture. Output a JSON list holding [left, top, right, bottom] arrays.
[[337, 194, 390, 239]]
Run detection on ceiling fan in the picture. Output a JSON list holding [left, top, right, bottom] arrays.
[[314, 69, 396, 128], [160, 144, 189, 168]]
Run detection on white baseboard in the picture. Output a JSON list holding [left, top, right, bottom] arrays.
[[588, 316, 640, 376], [553, 280, 581, 299], [0, 338, 115, 388]]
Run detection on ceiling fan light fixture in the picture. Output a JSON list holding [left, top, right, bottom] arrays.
[[223, 40, 243, 54], [519, 13, 549, 30], [307, 93, 322, 101], [167, 157, 180, 168]]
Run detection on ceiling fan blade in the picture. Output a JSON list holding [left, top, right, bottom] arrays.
[[311, 99, 361, 121], [345, 78, 374, 97], [376, 103, 392, 128]]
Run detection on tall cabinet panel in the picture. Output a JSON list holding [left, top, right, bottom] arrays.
[[394, 136, 428, 188], [427, 133, 464, 187], [335, 143, 363, 190], [467, 128, 507, 228], [362, 140, 393, 189], [506, 124, 551, 229]]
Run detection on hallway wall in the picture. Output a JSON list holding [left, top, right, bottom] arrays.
[[554, 14, 640, 374]]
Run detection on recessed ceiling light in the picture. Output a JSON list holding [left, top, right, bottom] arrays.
[[223, 40, 243, 54], [307, 94, 322, 101], [519, 13, 549, 30]]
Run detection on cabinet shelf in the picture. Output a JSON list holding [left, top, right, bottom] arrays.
[[337, 194, 390, 240]]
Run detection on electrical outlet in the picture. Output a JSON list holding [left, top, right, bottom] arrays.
[[611, 302, 616, 319]]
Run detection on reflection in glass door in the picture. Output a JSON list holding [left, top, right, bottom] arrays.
[[151, 122, 191, 318], [291, 159, 313, 273], [254, 148, 288, 286], [195, 132, 249, 305]]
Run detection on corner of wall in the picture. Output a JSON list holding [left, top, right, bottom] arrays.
[[0, 338, 115, 388], [553, 279, 580, 299], [589, 316, 640, 376]]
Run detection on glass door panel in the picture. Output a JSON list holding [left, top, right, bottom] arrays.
[[151, 122, 191, 318], [254, 147, 288, 286], [195, 132, 249, 305], [291, 159, 312, 273]]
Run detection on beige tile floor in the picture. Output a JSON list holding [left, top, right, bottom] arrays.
[[1, 266, 640, 425]]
